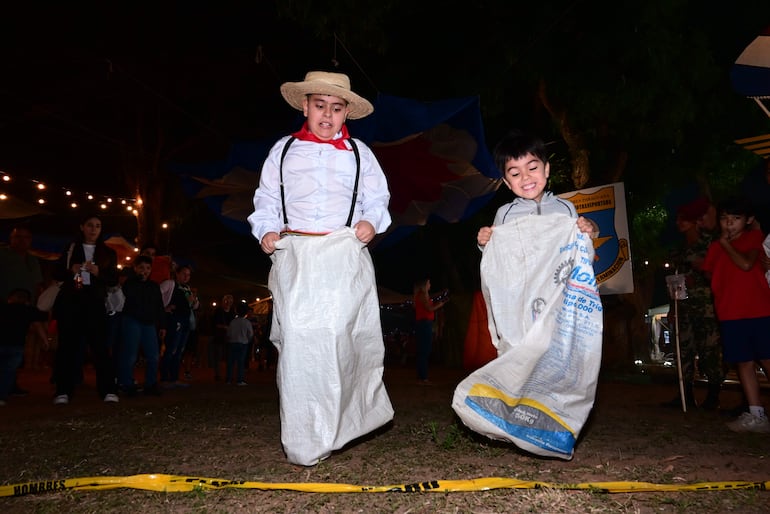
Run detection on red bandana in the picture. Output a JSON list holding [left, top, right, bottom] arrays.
[[291, 122, 352, 151]]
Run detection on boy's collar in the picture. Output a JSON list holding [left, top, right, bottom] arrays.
[[291, 122, 351, 151]]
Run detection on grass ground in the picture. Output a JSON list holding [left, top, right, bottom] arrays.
[[1, 362, 769, 513]]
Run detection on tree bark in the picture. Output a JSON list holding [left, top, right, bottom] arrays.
[[537, 79, 591, 189]]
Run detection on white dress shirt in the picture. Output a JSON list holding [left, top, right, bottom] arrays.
[[248, 135, 392, 243]]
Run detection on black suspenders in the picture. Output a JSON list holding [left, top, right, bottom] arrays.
[[278, 137, 361, 229]]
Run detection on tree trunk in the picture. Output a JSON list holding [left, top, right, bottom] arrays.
[[537, 79, 591, 189]]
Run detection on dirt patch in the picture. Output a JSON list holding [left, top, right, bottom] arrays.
[[1, 364, 769, 513]]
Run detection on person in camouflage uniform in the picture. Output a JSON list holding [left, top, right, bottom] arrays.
[[664, 197, 724, 410]]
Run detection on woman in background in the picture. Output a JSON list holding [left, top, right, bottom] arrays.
[[413, 278, 448, 385], [51, 214, 118, 405]]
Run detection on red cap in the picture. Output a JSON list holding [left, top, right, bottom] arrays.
[[677, 197, 710, 222]]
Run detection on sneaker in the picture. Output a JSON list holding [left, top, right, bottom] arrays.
[[103, 393, 120, 403], [726, 412, 770, 433], [53, 394, 69, 405], [236, 381, 248, 386]]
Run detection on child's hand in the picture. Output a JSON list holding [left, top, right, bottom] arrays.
[[576, 216, 599, 239], [261, 232, 280, 254], [354, 220, 375, 244], [477, 226, 493, 247]]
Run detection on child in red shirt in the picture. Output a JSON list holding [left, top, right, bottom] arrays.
[[703, 197, 770, 433]]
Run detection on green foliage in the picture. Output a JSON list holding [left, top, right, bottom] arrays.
[[630, 203, 669, 267], [429, 421, 466, 451]]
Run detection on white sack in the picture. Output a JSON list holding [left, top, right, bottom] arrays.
[[452, 214, 603, 459], [269, 228, 394, 466]]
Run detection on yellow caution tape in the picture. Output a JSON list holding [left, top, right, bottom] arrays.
[[1, 475, 768, 498]]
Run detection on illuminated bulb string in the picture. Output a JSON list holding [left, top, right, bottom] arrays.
[[0, 171, 140, 215]]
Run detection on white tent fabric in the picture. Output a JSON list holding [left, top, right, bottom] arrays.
[[731, 25, 770, 118], [452, 215, 603, 459], [269, 228, 394, 466]]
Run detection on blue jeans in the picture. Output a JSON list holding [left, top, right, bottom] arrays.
[[0, 346, 24, 400], [160, 322, 189, 382], [106, 312, 122, 382], [119, 315, 160, 389], [226, 343, 248, 383], [415, 320, 433, 380]]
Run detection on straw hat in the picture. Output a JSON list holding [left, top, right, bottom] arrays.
[[280, 71, 374, 120]]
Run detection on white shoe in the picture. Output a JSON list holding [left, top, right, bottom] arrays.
[[726, 412, 770, 433], [53, 394, 69, 405], [103, 393, 120, 403]]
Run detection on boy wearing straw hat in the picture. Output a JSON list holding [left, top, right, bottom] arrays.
[[248, 71, 394, 466]]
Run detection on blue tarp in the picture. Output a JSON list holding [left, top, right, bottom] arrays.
[[172, 94, 501, 248]]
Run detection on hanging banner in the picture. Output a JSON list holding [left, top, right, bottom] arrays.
[[559, 182, 633, 294]]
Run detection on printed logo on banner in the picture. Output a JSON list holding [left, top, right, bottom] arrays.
[[564, 185, 630, 285]]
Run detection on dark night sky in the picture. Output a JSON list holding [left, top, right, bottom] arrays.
[[0, 5, 356, 246], [0, 5, 319, 186]]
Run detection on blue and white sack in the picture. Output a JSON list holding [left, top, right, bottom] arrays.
[[452, 214, 603, 459]]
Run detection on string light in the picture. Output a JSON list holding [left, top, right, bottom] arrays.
[[1, 170, 170, 252], [0, 170, 140, 215]]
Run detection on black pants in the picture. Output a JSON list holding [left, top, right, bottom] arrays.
[[53, 296, 116, 398]]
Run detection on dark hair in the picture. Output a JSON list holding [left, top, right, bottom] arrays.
[[10, 222, 32, 233], [716, 196, 754, 218], [7, 288, 31, 303], [413, 277, 430, 293], [77, 213, 104, 242], [236, 301, 250, 316], [493, 129, 549, 174], [134, 255, 153, 267], [79, 213, 103, 225]]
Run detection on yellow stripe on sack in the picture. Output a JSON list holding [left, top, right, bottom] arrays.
[[467, 383, 572, 432], [1, 475, 768, 498]]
